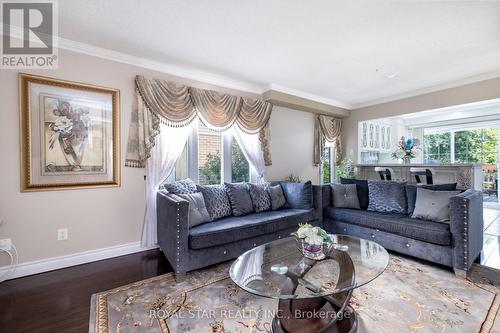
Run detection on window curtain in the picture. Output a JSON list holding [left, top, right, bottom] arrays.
[[126, 75, 273, 168], [142, 123, 193, 248], [314, 114, 342, 166], [232, 125, 266, 182]]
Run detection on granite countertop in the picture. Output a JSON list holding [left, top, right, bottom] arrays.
[[355, 163, 482, 167]]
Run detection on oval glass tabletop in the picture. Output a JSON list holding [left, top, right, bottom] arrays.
[[229, 234, 389, 300]]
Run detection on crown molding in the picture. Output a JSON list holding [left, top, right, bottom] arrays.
[[352, 70, 500, 109], [266, 83, 353, 110]]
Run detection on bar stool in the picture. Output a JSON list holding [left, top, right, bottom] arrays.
[[410, 167, 435, 184], [374, 167, 394, 181]]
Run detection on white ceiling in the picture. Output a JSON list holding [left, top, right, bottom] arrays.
[[58, 0, 500, 109]]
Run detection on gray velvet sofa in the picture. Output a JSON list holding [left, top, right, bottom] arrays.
[[157, 183, 322, 278], [321, 185, 484, 274]]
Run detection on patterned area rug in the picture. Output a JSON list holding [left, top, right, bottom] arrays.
[[89, 255, 499, 333]]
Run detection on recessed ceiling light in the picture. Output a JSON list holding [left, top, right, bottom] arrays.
[[386, 73, 398, 79]]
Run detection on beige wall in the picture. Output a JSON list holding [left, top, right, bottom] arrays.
[[343, 77, 500, 161], [266, 106, 319, 184], [0, 48, 319, 268]]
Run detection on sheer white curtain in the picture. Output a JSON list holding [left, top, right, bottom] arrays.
[[142, 123, 193, 248], [232, 126, 266, 183]]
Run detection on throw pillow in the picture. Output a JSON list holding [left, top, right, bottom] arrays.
[[224, 182, 254, 216], [248, 182, 272, 212], [367, 180, 407, 214], [406, 183, 457, 216], [280, 181, 313, 209], [412, 188, 461, 222], [197, 184, 232, 221], [176, 192, 210, 227], [331, 183, 360, 209], [340, 178, 369, 210], [270, 185, 286, 210], [161, 178, 197, 194]]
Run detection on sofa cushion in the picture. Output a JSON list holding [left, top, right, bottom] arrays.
[[197, 184, 232, 221], [270, 185, 287, 210], [161, 178, 197, 194], [248, 182, 272, 212], [368, 180, 407, 214], [324, 207, 451, 245], [175, 192, 210, 227], [412, 188, 461, 222], [280, 181, 313, 209], [189, 209, 315, 249], [331, 183, 360, 209], [406, 183, 457, 216], [340, 178, 369, 210], [224, 182, 254, 216]]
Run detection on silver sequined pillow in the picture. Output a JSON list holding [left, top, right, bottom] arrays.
[[197, 184, 232, 221], [161, 178, 197, 194], [248, 182, 272, 213], [367, 180, 407, 214]]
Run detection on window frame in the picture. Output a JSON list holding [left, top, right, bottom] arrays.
[[173, 122, 254, 185], [320, 145, 337, 185]]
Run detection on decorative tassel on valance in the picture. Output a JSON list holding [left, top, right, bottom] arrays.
[[313, 114, 343, 166], [126, 75, 273, 168]]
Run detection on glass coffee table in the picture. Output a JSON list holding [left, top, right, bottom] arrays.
[[229, 235, 389, 333]]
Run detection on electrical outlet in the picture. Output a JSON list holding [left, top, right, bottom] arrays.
[[0, 238, 12, 251], [57, 228, 68, 241]]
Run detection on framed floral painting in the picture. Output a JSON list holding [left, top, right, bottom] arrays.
[[19, 73, 120, 191]]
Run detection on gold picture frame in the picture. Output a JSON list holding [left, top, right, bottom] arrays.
[[19, 73, 121, 191]]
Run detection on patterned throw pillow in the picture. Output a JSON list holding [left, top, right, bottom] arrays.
[[269, 185, 286, 210], [248, 183, 272, 213], [367, 180, 407, 214], [161, 178, 197, 194], [331, 183, 360, 209], [340, 178, 369, 210], [197, 184, 232, 221], [224, 183, 254, 216]]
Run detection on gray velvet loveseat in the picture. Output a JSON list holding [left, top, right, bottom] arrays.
[[321, 181, 483, 275], [157, 181, 322, 278]]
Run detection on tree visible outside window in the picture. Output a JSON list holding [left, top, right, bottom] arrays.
[[197, 120, 250, 184], [424, 132, 451, 163], [322, 147, 331, 184], [231, 138, 249, 182], [454, 129, 498, 164]]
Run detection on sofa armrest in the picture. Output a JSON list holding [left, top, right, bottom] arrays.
[[156, 191, 190, 274], [449, 189, 483, 270]]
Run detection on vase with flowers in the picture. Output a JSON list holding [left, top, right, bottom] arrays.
[[291, 223, 332, 260], [391, 136, 420, 164]]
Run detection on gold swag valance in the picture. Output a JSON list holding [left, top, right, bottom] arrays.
[[126, 75, 273, 168], [314, 114, 342, 166]]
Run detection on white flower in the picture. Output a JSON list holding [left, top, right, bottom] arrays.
[[306, 234, 324, 246], [296, 226, 309, 238]]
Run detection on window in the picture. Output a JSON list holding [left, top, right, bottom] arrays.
[[168, 119, 251, 184], [321, 145, 337, 184], [198, 121, 222, 185], [231, 137, 249, 182], [424, 127, 498, 164], [423, 132, 451, 163], [454, 129, 498, 164]]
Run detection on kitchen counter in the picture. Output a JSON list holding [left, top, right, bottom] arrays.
[[355, 163, 483, 189]]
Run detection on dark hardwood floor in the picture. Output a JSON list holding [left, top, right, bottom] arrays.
[[0, 249, 172, 333]]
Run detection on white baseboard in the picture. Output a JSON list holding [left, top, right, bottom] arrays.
[[0, 242, 158, 280]]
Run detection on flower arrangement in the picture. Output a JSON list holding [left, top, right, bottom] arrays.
[[391, 136, 420, 164], [292, 223, 332, 260]]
